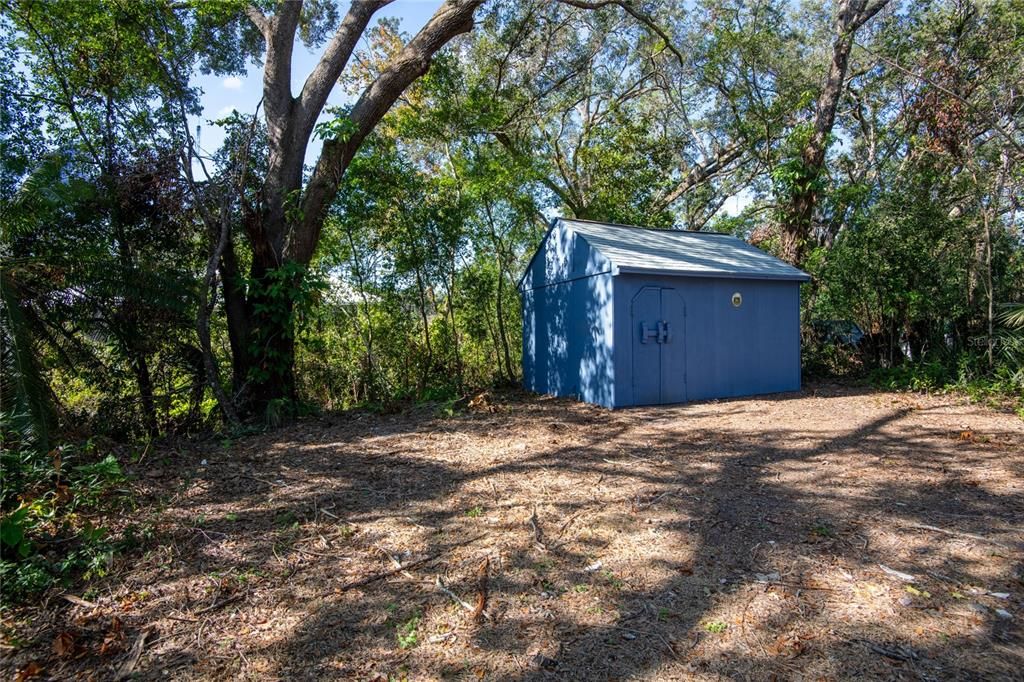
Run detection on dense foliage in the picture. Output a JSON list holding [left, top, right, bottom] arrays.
[[1, 0, 1022, 600]]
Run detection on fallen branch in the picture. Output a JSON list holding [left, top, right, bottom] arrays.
[[337, 534, 486, 592], [902, 522, 1011, 549]]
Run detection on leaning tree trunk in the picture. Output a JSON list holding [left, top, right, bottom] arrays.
[[779, 0, 889, 265], [197, 207, 241, 427]]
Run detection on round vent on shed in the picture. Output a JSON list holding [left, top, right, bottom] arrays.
[[731, 292, 743, 307]]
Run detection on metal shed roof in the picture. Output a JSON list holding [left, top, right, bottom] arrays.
[[560, 218, 810, 282]]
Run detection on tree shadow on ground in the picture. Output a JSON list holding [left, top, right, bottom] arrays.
[[259, 390, 1023, 680], [8, 387, 1021, 680]]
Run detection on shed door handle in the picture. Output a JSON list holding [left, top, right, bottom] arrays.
[[641, 321, 672, 344]]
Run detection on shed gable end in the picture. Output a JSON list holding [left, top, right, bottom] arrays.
[[520, 220, 614, 291]]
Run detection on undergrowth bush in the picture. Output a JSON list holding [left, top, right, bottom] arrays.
[[0, 422, 140, 606], [867, 352, 1023, 417]]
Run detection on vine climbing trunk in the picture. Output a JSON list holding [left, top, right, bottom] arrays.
[[779, 0, 889, 265]]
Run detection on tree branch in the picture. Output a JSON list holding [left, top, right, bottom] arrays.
[[296, 0, 393, 138], [854, 0, 890, 30], [244, 4, 269, 37], [557, 0, 684, 67], [291, 0, 484, 263], [262, 0, 303, 131], [653, 141, 745, 212]]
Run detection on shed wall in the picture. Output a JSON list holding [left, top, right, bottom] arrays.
[[613, 274, 801, 407], [522, 271, 615, 408]]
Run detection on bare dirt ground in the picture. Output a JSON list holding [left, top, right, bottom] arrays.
[[3, 384, 1023, 681]]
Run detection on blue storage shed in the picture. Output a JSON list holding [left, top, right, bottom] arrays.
[[519, 218, 811, 408]]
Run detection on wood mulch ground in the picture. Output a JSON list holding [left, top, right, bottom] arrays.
[[2, 384, 1023, 681]]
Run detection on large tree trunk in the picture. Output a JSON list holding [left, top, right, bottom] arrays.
[[233, 0, 483, 412], [246, 279, 298, 406], [779, 0, 889, 265]]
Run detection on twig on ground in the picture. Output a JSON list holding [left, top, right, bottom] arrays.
[[878, 564, 917, 583], [194, 593, 243, 616], [165, 614, 199, 623], [291, 546, 353, 560], [730, 460, 768, 468], [135, 440, 152, 465], [234, 474, 283, 488], [854, 638, 918, 662], [602, 456, 652, 465], [606, 624, 680, 659], [377, 546, 417, 581], [472, 557, 490, 623], [926, 570, 960, 585], [758, 580, 836, 592], [62, 594, 98, 609], [190, 528, 228, 544], [557, 511, 582, 537], [293, 527, 351, 545], [634, 489, 673, 511], [902, 522, 1011, 549], [435, 575, 476, 612], [532, 501, 548, 548], [529, 505, 547, 551]]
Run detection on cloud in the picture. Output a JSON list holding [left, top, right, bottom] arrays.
[[217, 105, 237, 118], [222, 76, 243, 90]]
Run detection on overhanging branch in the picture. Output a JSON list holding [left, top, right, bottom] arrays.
[[557, 0, 685, 67]]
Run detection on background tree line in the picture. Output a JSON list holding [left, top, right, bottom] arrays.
[[3, 0, 1022, 437], [1, 0, 1022, 595]]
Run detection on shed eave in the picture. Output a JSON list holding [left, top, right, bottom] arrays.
[[613, 265, 811, 282]]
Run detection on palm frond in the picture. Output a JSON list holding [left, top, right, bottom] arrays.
[[998, 302, 1024, 330], [0, 268, 55, 453]]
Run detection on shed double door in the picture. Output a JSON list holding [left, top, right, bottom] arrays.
[[631, 287, 686, 405]]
